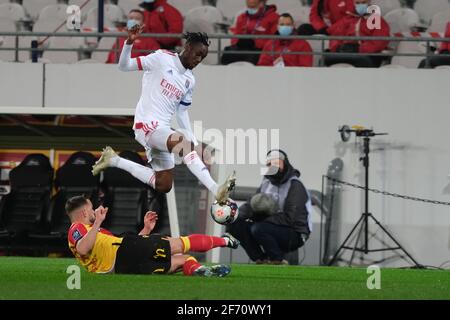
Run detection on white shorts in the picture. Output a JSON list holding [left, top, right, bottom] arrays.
[[134, 123, 175, 172]]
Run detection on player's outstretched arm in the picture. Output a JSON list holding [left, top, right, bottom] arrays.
[[118, 24, 145, 72], [76, 206, 108, 255]]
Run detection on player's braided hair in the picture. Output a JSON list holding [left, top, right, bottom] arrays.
[[183, 32, 210, 47]]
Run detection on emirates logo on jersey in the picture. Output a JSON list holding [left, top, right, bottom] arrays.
[[160, 78, 183, 100]]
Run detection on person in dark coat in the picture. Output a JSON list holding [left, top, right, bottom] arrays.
[[227, 149, 312, 265]]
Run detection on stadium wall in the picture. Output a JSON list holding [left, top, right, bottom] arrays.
[[1, 62, 449, 267]]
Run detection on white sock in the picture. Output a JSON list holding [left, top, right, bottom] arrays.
[[111, 156, 156, 188], [183, 151, 218, 195]]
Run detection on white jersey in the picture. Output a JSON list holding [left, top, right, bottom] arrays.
[[134, 49, 196, 127]]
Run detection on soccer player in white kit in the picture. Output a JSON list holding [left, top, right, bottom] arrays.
[[92, 25, 235, 204]]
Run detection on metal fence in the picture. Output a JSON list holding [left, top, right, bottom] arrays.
[[0, 31, 449, 66]]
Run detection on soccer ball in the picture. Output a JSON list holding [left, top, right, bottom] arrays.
[[210, 199, 239, 225]]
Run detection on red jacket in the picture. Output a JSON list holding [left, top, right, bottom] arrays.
[[142, 0, 183, 49], [440, 22, 450, 53], [106, 36, 160, 63], [231, 5, 279, 50], [258, 39, 313, 67], [310, 0, 355, 32], [328, 14, 390, 53]]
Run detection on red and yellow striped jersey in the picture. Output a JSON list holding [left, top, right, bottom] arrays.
[[68, 223, 123, 273]]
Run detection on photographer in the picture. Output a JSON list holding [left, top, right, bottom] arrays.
[[227, 149, 311, 264]]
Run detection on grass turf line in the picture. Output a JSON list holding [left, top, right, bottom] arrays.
[[0, 257, 449, 299]]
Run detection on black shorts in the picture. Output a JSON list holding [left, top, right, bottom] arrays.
[[115, 234, 171, 274]]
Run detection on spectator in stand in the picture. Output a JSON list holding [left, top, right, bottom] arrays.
[[221, 0, 279, 65], [418, 22, 450, 68], [139, 0, 183, 50], [106, 9, 160, 64], [258, 13, 313, 67], [297, 0, 355, 35], [324, 0, 390, 68]]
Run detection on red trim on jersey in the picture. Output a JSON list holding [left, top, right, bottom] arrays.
[[136, 57, 143, 70], [68, 223, 88, 245], [162, 49, 176, 56], [98, 227, 113, 236]]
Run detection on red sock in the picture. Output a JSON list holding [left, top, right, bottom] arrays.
[[183, 256, 202, 276], [180, 234, 226, 253]]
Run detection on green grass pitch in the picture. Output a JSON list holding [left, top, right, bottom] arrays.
[[0, 257, 449, 300]]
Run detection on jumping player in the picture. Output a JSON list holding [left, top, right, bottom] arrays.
[[66, 195, 239, 276], [92, 25, 235, 205]]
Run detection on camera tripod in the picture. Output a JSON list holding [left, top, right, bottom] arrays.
[[328, 129, 422, 267]]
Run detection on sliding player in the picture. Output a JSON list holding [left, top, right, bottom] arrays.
[[66, 195, 239, 276]]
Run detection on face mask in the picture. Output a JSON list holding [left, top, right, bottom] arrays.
[[355, 3, 368, 16], [247, 8, 258, 15], [143, 0, 155, 2], [127, 19, 139, 29], [278, 25, 293, 36]]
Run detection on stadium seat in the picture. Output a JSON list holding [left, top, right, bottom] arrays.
[[272, 0, 311, 25], [76, 58, 102, 63], [435, 65, 450, 69], [0, 154, 53, 251], [37, 3, 69, 21], [184, 16, 219, 65], [271, 0, 302, 13], [117, 0, 142, 16], [292, 6, 311, 27], [101, 150, 149, 235], [0, 19, 18, 62], [380, 64, 406, 68], [23, 57, 52, 64], [84, 4, 125, 28], [371, 0, 401, 16], [216, 0, 245, 23], [91, 35, 119, 63], [22, 0, 57, 21], [428, 10, 450, 33], [0, 2, 27, 21], [184, 6, 225, 65], [168, 0, 203, 16], [42, 34, 85, 63], [33, 12, 67, 34], [384, 8, 420, 33], [227, 61, 255, 67], [33, 1, 90, 63], [68, 0, 99, 20], [391, 41, 426, 68], [185, 6, 224, 26], [328, 63, 355, 68], [414, 0, 450, 25], [307, 35, 329, 67], [29, 152, 99, 243]]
